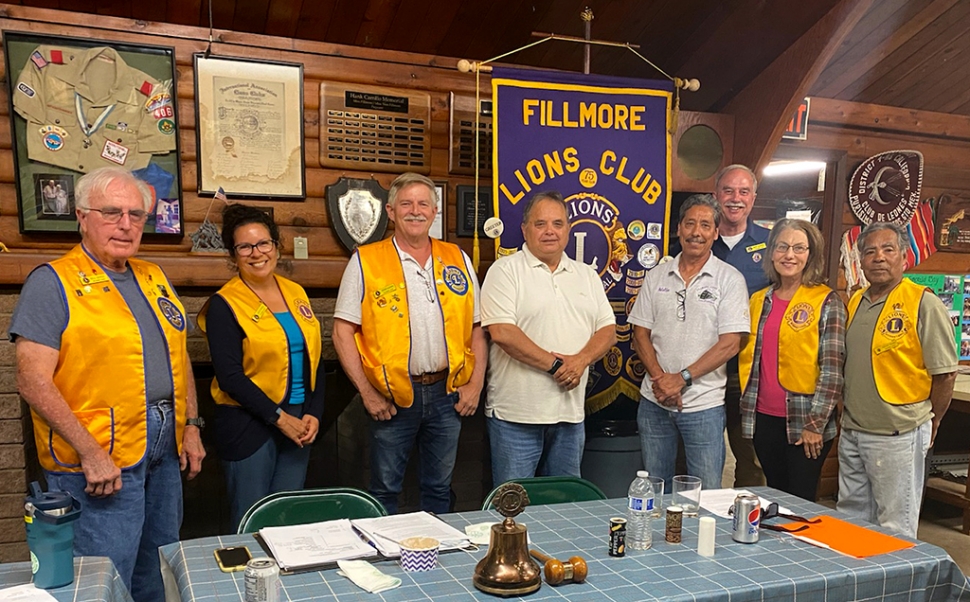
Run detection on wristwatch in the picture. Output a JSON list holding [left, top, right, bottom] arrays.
[[679, 369, 693, 387], [185, 416, 206, 430], [548, 358, 564, 375]]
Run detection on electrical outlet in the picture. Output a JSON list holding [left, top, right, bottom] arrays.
[[293, 236, 308, 260]]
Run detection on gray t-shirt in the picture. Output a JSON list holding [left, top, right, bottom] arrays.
[[10, 264, 175, 403]]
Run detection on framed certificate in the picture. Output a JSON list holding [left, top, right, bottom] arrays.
[[3, 31, 183, 235], [194, 54, 305, 200]]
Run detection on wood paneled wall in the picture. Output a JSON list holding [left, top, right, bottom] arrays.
[[0, 5, 498, 287]]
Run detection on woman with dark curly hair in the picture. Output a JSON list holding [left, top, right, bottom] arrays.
[[199, 204, 325, 529]]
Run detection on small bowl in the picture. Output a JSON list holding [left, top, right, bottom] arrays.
[[399, 537, 439, 572]]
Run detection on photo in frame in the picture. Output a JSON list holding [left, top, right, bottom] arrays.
[[3, 31, 183, 234], [194, 54, 305, 200], [431, 182, 447, 239]]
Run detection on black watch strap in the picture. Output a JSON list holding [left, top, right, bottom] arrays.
[[186, 416, 205, 430], [679, 369, 693, 387], [548, 358, 564, 375]]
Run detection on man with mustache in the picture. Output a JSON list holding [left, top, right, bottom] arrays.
[[480, 191, 615, 484], [712, 164, 771, 488], [333, 172, 487, 514], [630, 194, 749, 488], [838, 222, 956, 538]]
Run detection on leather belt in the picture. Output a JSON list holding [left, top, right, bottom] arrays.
[[411, 369, 448, 385]]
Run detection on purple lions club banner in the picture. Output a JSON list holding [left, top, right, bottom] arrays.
[[491, 66, 672, 413]]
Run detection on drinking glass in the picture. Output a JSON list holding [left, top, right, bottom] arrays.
[[672, 475, 702, 517], [647, 476, 664, 518]]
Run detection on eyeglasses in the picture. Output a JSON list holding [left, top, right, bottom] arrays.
[[234, 239, 276, 256], [676, 289, 687, 321], [774, 243, 810, 255], [86, 207, 149, 224]]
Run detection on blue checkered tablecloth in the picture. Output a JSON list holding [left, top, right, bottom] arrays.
[[0, 556, 133, 602], [160, 488, 970, 601]]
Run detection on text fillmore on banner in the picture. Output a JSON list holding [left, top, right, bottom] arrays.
[[491, 66, 673, 413]]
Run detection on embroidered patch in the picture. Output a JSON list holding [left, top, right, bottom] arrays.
[[43, 132, 64, 151], [880, 309, 909, 339], [101, 139, 129, 165], [157, 118, 175, 135], [153, 106, 174, 119], [751, 252, 762, 263], [157, 298, 185, 331], [698, 287, 719, 303], [627, 220, 645, 241], [295, 298, 314, 321], [604, 346, 623, 376], [17, 82, 35, 97], [30, 51, 47, 69], [786, 302, 815, 331], [442, 265, 468, 295]]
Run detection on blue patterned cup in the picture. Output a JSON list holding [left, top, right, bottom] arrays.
[[399, 537, 439, 572]]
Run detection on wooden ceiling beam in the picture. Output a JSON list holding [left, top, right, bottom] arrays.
[[382, 0, 433, 51], [885, 44, 969, 109], [722, 0, 875, 174], [808, 97, 970, 141], [264, 0, 304, 38], [232, 0, 272, 35], [166, 0, 202, 27], [324, 0, 368, 46], [354, 0, 402, 48], [293, 0, 337, 42]]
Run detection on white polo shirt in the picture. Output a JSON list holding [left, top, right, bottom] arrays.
[[481, 244, 616, 424], [628, 252, 749, 412], [334, 237, 480, 375]]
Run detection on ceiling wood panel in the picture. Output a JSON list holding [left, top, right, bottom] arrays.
[[7, 0, 969, 117]]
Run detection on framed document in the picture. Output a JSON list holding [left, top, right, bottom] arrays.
[[456, 185, 493, 238], [3, 31, 183, 235], [431, 182, 447, 240], [194, 55, 305, 200]]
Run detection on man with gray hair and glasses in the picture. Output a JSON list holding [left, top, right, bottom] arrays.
[[629, 193, 749, 489], [10, 166, 205, 602], [838, 221, 957, 538]]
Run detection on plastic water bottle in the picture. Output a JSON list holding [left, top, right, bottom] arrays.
[[627, 470, 654, 550]]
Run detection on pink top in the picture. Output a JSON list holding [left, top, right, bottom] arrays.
[[756, 297, 790, 417]]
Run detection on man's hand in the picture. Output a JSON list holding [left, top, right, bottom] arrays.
[[299, 415, 320, 445], [180, 424, 206, 479], [795, 429, 824, 460], [80, 447, 123, 497], [454, 382, 482, 416], [275, 412, 307, 446], [362, 389, 397, 421], [931, 417, 942, 448], [652, 372, 686, 403], [552, 352, 587, 390]]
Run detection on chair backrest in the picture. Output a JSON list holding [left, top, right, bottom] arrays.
[[481, 476, 608, 510], [237, 487, 388, 534]]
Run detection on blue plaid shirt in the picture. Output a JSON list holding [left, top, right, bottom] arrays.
[[740, 287, 846, 444]]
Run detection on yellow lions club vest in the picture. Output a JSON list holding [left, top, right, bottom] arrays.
[[199, 275, 322, 406], [35, 245, 188, 472], [356, 238, 475, 407], [847, 278, 931, 405], [740, 284, 833, 395]]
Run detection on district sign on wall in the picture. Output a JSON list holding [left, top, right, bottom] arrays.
[[492, 66, 672, 413]]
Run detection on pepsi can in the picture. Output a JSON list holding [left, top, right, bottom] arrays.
[[731, 494, 760, 543]]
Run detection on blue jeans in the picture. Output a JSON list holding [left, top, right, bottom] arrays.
[[46, 401, 181, 602], [637, 398, 725, 491], [370, 380, 461, 514], [487, 417, 585, 485], [223, 435, 312, 530], [836, 421, 930, 539]]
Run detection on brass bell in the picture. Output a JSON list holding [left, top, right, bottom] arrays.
[[473, 483, 542, 596]]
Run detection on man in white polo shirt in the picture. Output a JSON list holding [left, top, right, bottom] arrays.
[[481, 191, 616, 485], [629, 193, 749, 489]]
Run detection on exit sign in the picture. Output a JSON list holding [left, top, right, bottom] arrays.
[[783, 98, 810, 140]]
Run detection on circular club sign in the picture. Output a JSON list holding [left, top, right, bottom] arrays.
[[848, 150, 923, 225]]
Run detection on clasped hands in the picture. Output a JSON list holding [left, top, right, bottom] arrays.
[[550, 352, 586, 391], [276, 411, 319, 447], [651, 372, 686, 411]]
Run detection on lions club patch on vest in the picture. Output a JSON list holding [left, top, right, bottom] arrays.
[[157, 297, 185, 331], [442, 265, 468, 295], [880, 306, 910, 339], [294, 298, 314, 322], [786, 302, 815, 331]]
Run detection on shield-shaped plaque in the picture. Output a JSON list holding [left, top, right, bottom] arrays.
[[327, 177, 389, 252], [848, 150, 923, 225]]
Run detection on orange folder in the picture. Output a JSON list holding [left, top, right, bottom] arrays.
[[777, 515, 915, 558]]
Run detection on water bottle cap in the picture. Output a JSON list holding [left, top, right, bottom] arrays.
[[25, 482, 74, 514], [636, 470, 649, 478]]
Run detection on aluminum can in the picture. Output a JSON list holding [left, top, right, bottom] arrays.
[[731, 494, 761, 543], [244, 558, 280, 602], [609, 517, 626, 557]]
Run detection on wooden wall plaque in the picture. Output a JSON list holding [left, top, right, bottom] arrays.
[[449, 93, 492, 175], [320, 83, 431, 174], [936, 193, 970, 252]]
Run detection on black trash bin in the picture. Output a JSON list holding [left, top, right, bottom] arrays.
[[581, 418, 643, 499]]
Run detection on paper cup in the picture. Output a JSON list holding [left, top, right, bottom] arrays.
[[399, 537, 439, 572]]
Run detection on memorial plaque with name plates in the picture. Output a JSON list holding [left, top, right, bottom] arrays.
[[449, 93, 492, 175], [320, 83, 431, 174], [935, 193, 970, 253]]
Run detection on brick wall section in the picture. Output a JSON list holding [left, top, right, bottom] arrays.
[[0, 290, 28, 562]]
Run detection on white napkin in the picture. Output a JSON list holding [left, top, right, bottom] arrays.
[[336, 559, 401, 593], [464, 522, 494, 545]]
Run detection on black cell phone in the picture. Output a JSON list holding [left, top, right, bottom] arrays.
[[214, 546, 252, 572]]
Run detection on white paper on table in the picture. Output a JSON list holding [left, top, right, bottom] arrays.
[[0, 584, 59, 601], [258, 518, 377, 570], [352, 512, 470, 557], [698, 489, 792, 519]]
